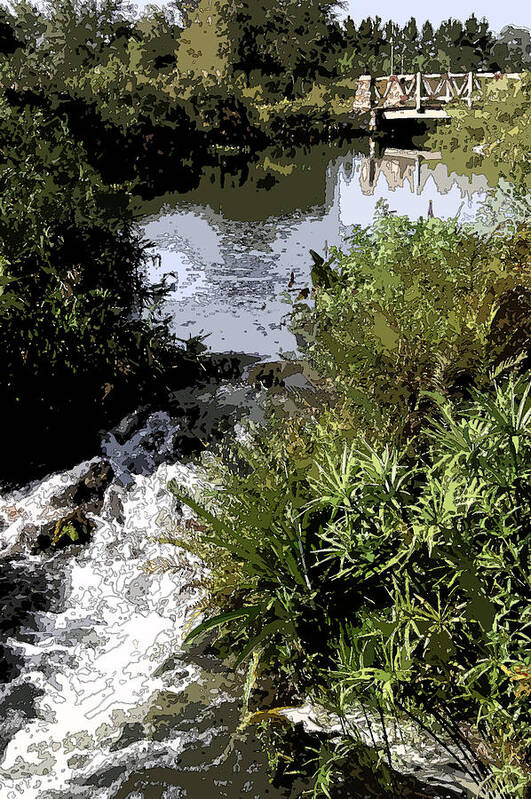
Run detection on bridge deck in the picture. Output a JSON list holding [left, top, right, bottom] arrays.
[[356, 71, 523, 128], [382, 108, 450, 120]]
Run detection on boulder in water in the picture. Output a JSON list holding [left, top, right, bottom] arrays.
[[49, 459, 113, 514], [34, 508, 95, 552]]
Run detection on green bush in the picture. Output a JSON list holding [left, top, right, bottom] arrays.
[[173, 375, 531, 797], [0, 94, 173, 479], [292, 206, 531, 444], [170, 217, 531, 797], [317, 379, 531, 795], [425, 73, 531, 190]]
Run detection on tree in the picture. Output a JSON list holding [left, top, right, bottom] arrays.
[[134, 6, 182, 74], [457, 14, 496, 71], [227, 0, 343, 93], [495, 25, 531, 70], [401, 16, 418, 73], [433, 15, 498, 72], [229, 0, 280, 84], [419, 21, 437, 72], [175, 0, 232, 87], [8, 0, 137, 89], [434, 18, 464, 72], [356, 16, 386, 76]]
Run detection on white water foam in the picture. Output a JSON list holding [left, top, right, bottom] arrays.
[[0, 421, 211, 797]]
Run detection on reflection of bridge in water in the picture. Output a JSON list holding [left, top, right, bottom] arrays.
[[359, 145, 491, 197], [336, 145, 488, 199], [326, 146, 490, 227], [363, 145, 443, 195]]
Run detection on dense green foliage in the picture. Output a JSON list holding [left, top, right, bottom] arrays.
[[426, 74, 530, 190], [171, 214, 531, 797], [340, 15, 524, 76], [0, 92, 174, 480], [0, 0, 527, 165], [293, 204, 531, 442]]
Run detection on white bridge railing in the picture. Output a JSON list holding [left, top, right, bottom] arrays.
[[365, 71, 522, 113]]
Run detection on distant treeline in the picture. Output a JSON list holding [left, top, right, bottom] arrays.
[[0, 1, 528, 170], [1, 1, 528, 88]]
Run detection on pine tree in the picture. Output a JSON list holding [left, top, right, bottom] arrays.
[[434, 18, 465, 72], [420, 20, 437, 72], [402, 16, 418, 73]]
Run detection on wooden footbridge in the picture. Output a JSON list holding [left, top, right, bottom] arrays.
[[353, 71, 522, 128]]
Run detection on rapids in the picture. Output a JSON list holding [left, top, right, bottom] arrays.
[[0, 390, 289, 799]]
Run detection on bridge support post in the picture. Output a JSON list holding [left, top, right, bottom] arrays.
[[368, 75, 378, 131], [467, 71, 473, 108], [415, 71, 422, 112], [444, 73, 451, 103], [368, 137, 377, 189]]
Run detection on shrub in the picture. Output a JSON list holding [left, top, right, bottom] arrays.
[[291, 205, 531, 444], [0, 94, 173, 480], [425, 73, 531, 189], [318, 378, 531, 796], [170, 216, 531, 797], [173, 375, 531, 797]]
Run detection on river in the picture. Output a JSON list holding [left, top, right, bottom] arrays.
[[138, 143, 489, 356], [0, 141, 491, 799]]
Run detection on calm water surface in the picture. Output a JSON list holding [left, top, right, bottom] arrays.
[[139, 143, 490, 357]]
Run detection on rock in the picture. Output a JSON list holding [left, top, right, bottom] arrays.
[[283, 371, 316, 392], [50, 460, 113, 515], [279, 703, 472, 798], [245, 360, 289, 388], [34, 509, 94, 552], [0, 524, 38, 558], [245, 359, 320, 391], [105, 488, 124, 524], [108, 406, 151, 445], [0, 460, 111, 558]]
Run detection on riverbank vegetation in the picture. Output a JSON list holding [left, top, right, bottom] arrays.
[[0, 91, 183, 481], [172, 208, 531, 797], [426, 74, 530, 190], [0, 1, 528, 194]]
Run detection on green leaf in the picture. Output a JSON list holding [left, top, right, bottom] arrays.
[[184, 606, 261, 646]]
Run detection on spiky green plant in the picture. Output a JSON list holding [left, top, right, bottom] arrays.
[[171, 375, 531, 797]]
